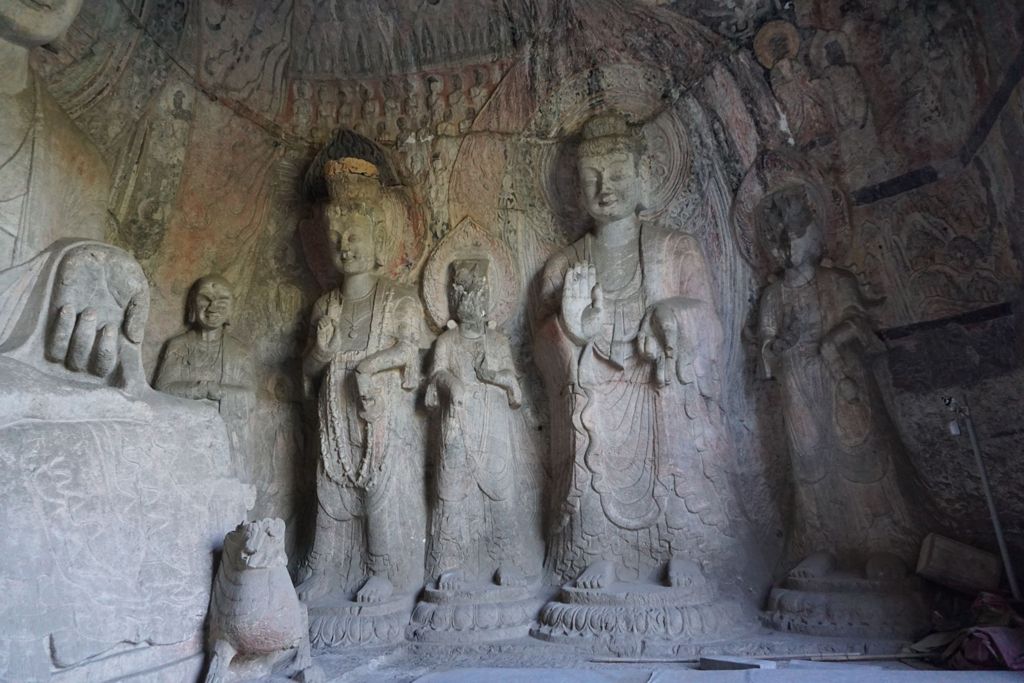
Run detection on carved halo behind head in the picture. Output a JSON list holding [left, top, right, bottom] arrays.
[[753, 20, 800, 70], [421, 218, 516, 331], [731, 149, 850, 275]]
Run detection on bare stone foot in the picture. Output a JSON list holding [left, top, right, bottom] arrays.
[[355, 575, 394, 603], [865, 552, 907, 581], [576, 560, 615, 590], [788, 551, 836, 579], [495, 565, 528, 587], [666, 556, 706, 590], [438, 569, 466, 591], [295, 573, 329, 603]]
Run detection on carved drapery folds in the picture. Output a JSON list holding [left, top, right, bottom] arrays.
[[737, 151, 934, 638], [297, 157, 427, 647]]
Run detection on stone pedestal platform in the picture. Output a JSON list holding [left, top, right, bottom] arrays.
[[765, 573, 929, 639], [308, 593, 414, 648], [532, 581, 749, 656], [408, 583, 540, 642]]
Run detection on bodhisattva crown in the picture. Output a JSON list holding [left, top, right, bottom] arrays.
[[324, 157, 383, 207]]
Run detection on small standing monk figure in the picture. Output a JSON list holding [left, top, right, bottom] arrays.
[[155, 274, 255, 481], [155, 274, 254, 418]]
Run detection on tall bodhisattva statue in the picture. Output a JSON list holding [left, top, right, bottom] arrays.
[[755, 182, 932, 638], [297, 157, 426, 647]]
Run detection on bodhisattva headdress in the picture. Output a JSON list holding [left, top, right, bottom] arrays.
[[577, 112, 646, 161], [324, 157, 384, 214]]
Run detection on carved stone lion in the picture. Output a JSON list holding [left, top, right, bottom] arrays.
[[205, 518, 322, 683]]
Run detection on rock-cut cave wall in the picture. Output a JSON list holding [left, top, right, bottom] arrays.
[[24, 0, 1024, 574]]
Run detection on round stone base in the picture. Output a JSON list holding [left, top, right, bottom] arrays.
[[407, 583, 541, 643], [531, 582, 749, 656], [307, 593, 414, 648], [764, 572, 929, 639]]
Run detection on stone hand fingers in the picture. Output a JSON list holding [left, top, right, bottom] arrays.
[[47, 305, 76, 363], [122, 293, 148, 344], [591, 281, 605, 312], [93, 325, 119, 377], [67, 308, 98, 372], [316, 317, 335, 348]]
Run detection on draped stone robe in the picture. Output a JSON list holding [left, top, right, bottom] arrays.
[[536, 222, 737, 584]]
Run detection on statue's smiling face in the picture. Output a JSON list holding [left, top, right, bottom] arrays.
[[328, 211, 376, 276], [578, 151, 641, 223], [194, 282, 233, 331], [0, 0, 84, 47]]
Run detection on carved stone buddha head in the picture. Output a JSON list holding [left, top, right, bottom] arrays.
[[577, 112, 646, 224], [758, 184, 824, 271], [188, 275, 234, 332]]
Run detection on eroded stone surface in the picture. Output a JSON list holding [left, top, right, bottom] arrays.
[[205, 518, 322, 683], [746, 159, 933, 638], [3, 0, 1023, 676], [0, 240, 249, 681]]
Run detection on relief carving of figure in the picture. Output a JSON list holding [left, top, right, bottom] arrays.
[[155, 275, 255, 480], [296, 157, 425, 610], [755, 184, 926, 578], [408, 219, 537, 643], [155, 275, 254, 417], [536, 113, 739, 595], [424, 258, 525, 590]]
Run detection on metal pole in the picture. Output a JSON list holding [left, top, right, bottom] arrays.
[[957, 394, 1021, 601]]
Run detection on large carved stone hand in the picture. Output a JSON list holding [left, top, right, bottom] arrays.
[[560, 262, 604, 344], [46, 243, 150, 384]]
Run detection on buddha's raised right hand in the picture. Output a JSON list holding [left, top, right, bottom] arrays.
[[560, 261, 604, 344]]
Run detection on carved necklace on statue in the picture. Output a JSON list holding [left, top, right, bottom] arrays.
[[336, 287, 375, 355], [340, 296, 372, 338]]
